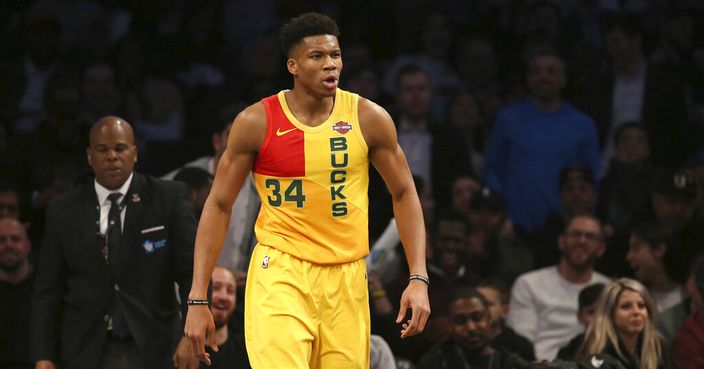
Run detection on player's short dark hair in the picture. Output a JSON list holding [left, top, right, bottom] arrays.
[[279, 12, 340, 57]]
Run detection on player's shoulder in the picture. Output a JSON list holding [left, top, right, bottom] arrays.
[[235, 100, 267, 127], [357, 96, 395, 148]]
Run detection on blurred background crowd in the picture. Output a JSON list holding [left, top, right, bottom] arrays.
[[3, 0, 704, 368]]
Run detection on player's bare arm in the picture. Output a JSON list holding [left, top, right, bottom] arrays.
[[358, 97, 430, 338], [185, 102, 265, 365]]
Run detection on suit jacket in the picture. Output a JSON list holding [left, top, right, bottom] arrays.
[[31, 173, 196, 369], [574, 65, 692, 168]]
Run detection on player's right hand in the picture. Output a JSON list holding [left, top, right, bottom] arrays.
[[184, 305, 218, 365]]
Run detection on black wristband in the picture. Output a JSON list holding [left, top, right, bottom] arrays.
[[187, 299, 209, 305], [408, 274, 430, 286]]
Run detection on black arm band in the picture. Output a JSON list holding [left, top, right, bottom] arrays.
[[408, 274, 430, 286]]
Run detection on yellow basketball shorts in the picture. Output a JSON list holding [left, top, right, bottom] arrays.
[[244, 244, 371, 369]]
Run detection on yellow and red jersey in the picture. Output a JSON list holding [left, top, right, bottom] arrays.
[[252, 89, 369, 264]]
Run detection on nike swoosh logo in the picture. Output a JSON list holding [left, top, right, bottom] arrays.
[[276, 127, 297, 136]]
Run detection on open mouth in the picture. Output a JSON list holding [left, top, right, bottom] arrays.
[[0, 253, 19, 261], [323, 76, 338, 89]]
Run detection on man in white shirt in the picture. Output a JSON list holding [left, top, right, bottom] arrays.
[[507, 214, 610, 360]]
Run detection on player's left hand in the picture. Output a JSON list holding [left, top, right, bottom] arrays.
[[396, 279, 430, 338], [173, 336, 200, 369]]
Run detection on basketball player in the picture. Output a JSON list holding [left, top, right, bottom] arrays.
[[185, 12, 430, 369]]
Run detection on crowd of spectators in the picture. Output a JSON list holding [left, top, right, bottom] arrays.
[[3, 0, 704, 368]]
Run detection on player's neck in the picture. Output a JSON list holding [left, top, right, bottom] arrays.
[[285, 89, 336, 127]]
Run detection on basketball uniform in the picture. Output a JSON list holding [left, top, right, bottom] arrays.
[[245, 88, 371, 369]]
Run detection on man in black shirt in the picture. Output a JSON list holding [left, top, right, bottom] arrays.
[[416, 287, 528, 369], [0, 217, 34, 369]]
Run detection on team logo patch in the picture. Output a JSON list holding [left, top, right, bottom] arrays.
[[333, 121, 352, 135], [143, 239, 167, 254], [262, 255, 270, 269], [143, 240, 154, 253]]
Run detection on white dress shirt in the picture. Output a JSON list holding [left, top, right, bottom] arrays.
[[94, 173, 134, 234]]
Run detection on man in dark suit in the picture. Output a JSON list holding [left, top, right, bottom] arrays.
[[574, 15, 693, 170], [30, 116, 198, 369]]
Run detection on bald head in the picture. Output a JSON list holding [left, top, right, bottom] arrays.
[[89, 116, 135, 145], [87, 116, 138, 190]]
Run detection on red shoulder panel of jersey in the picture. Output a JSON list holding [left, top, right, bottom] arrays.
[[253, 94, 305, 177]]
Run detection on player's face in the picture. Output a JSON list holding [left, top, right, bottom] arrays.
[[288, 35, 342, 97]]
